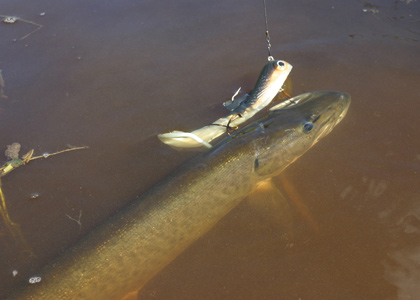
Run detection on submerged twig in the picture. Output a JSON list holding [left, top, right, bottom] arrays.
[[0, 179, 30, 250], [66, 210, 82, 232], [0, 143, 88, 250], [0, 144, 89, 177], [30, 145, 89, 160]]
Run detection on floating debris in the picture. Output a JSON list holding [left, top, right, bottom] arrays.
[[0, 178, 29, 250], [0, 144, 88, 177], [29, 145, 88, 161], [2, 16, 17, 24], [0, 143, 88, 252], [29, 193, 40, 200], [21, 149, 34, 163], [0, 70, 8, 98], [66, 210, 82, 232], [0, 14, 43, 40], [363, 8, 379, 14], [5, 143, 20, 160], [1, 144, 33, 177], [12, 270, 18, 277], [28, 276, 41, 284]]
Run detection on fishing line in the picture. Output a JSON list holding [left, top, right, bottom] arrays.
[[263, 1, 292, 100], [263, 0, 274, 61]]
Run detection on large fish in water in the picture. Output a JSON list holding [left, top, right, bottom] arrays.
[[8, 91, 350, 300]]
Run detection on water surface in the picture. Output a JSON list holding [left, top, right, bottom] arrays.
[[0, 0, 419, 299]]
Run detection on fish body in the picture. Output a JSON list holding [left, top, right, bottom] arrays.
[[158, 60, 292, 148], [8, 91, 350, 300]]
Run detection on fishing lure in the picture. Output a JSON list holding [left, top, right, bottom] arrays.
[[158, 59, 292, 148]]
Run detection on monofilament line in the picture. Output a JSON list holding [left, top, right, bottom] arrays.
[[263, 0, 274, 61]]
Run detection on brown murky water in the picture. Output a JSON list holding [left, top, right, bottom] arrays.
[[0, 0, 419, 299]]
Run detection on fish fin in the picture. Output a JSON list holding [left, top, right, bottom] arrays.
[[120, 289, 140, 300], [248, 176, 320, 235], [247, 178, 294, 229], [278, 173, 320, 235], [223, 94, 250, 111]]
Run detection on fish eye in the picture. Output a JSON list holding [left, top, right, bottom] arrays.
[[303, 122, 314, 133], [276, 61, 285, 68]]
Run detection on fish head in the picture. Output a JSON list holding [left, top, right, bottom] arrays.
[[248, 91, 351, 179]]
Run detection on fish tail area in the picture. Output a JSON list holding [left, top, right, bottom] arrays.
[[278, 173, 320, 235], [157, 125, 226, 148]]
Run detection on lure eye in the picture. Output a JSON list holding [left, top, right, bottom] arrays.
[[277, 61, 286, 68], [303, 122, 314, 133]]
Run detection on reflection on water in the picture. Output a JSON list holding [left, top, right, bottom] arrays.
[[0, 0, 419, 299], [380, 191, 420, 299]]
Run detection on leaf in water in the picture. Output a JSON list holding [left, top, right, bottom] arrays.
[[5, 143, 21, 160]]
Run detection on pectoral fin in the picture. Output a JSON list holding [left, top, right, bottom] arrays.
[[278, 173, 320, 235], [248, 176, 320, 236], [247, 178, 294, 230]]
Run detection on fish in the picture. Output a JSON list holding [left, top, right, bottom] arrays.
[[157, 59, 292, 148], [7, 91, 350, 300]]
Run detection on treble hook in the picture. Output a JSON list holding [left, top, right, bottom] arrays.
[[211, 113, 242, 135]]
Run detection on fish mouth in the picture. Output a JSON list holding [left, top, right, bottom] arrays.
[[314, 92, 351, 142], [269, 92, 310, 111], [270, 91, 350, 112], [328, 92, 351, 127]]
